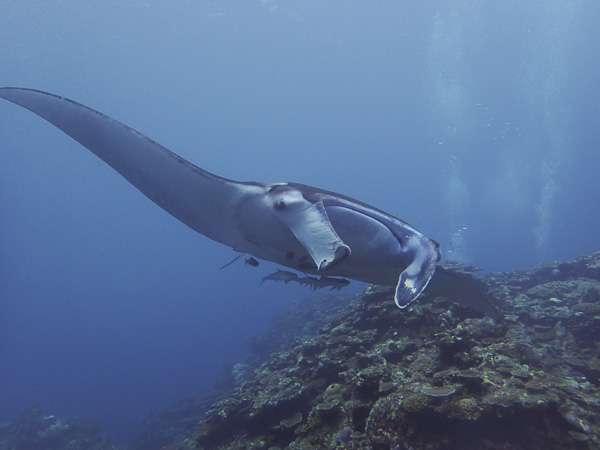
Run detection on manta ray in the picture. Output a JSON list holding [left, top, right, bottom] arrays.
[[0, 88, 498, 317]]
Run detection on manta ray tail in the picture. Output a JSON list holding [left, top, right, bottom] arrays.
[[427, 267, 502, 320]]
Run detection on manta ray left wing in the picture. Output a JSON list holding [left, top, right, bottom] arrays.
[[0, 87, 258, 250]]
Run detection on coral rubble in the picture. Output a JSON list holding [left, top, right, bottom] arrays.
[[196, 252, 600, 449]]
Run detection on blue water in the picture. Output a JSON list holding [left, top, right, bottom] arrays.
[[1, 1, 598, 445]]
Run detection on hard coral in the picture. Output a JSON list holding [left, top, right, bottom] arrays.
[[196, 252, 600, 449]]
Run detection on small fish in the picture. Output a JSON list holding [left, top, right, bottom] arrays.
[[297, 275, 350, 291], [245, 257, 259, 267], [296, 275, 319, 291], [260, 269, 298, 285]]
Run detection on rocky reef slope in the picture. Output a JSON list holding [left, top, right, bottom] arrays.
[[0, 406, 116, 450], [196, 252, 600, 449], [3, 253, 599, 449]]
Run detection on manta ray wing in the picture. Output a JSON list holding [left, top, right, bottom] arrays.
[[1, 87, 500, 317], [0, 87, 258, 249]]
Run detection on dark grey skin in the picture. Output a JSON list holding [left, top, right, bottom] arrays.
[[0, 88, 496, 316]]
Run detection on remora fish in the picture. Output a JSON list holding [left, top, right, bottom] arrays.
[[0, 88, 499, 317], [260, 270, 299, 285], [297, 275, 350, 291]]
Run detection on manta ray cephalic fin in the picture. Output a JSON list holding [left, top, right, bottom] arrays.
[[270, 185, 350, 271], [394, 234, 439, 308]]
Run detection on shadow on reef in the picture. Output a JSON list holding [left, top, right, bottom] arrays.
[[195, 252, 600, 449]]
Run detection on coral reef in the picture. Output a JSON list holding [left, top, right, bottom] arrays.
[[0, 292, 350, 450], [213, 292, 352, 395], [0, 406, 116, 450], [131, 397, 217, 450], [4, 253, 599, 449], [196, 252, 600, 449]]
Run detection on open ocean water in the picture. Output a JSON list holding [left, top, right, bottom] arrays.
[[1, 1, 599, 446]]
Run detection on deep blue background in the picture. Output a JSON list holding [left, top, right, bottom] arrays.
[[1, 1, 598, 445]]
